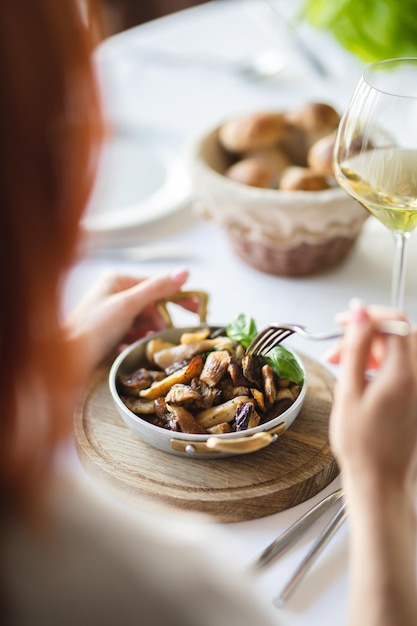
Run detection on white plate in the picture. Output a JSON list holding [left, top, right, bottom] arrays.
[[82, 130, 191, 234]]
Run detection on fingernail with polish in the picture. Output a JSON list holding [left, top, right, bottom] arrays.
[[349, 297, 366, 322], [349, 297, 363, 311], [170, 268, 188, 285]]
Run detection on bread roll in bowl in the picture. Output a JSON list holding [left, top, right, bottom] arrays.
[[243, 147, 292, 184], [284, 102, 340, 163], [279, 166, 331, 191], [225, 158, 274, 188], [188, 106, 367, 277], [307, 131, 337, 176], [218, 111, 289, 153], [285, 102, 340, 137]]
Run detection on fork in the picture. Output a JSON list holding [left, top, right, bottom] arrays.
[[246, 320, 411, 356]]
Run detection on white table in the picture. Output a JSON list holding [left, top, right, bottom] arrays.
[[64, 2, 417, 624]]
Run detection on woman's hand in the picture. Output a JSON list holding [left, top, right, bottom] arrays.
[[64, 268, 199, 383], [328, 302, 417, 490], [329, 302, 417, 626], [324, 302, 408, 370]]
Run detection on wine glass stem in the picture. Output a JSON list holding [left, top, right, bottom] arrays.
[[391, 230, 410, 310]]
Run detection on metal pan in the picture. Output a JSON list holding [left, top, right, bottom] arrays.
[[109, 326, 307, 458]]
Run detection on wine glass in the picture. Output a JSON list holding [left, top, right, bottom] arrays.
[[334, 57, 417, 310]]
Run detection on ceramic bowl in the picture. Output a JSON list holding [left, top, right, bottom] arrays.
[[109, 326, 307, 458], [187, 118, 367, 276]]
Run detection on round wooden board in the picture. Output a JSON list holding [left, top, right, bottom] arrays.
[[74, 354, 339, 522]]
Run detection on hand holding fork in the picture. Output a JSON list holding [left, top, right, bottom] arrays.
[[246, 320, 411, 356], [247, 315, 411, 606]]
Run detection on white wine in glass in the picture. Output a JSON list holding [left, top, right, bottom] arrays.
[[334, 57, 417, 310]]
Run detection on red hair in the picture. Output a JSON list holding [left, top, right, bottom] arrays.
[[0, 0, 103, 517]]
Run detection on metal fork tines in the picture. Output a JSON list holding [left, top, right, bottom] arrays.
[[246, 320, 411, 356]]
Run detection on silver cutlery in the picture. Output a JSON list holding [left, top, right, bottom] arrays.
[[250, 488, 344, 571], [86, 243, 193, 263], [246, 319, 411, 356], [133, 45, 286, 82], [243, 0, 329, 78], [273, 502, 348, 606]]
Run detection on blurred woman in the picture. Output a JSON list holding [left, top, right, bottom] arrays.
[[0, 2, 277, 625], [1, 2, 417, 626]]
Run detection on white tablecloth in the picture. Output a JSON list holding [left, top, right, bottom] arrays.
[[64, 2, 417, 624]]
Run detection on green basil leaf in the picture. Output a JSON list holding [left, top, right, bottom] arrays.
[[264, 346, 304, 387], [226, 314, 258, 350]]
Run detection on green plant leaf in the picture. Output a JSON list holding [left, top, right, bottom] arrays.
[[264, 346, 304, 387], [226, 314, 258, 350], [299, 0, 417, 62]]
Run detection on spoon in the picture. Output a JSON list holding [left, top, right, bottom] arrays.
[[134, 46, 286, 81]]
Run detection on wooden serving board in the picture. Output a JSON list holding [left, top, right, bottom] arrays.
[[74, 354, 339, 522]]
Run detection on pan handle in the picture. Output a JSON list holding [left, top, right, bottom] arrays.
[[207, 422, 286, 453], [169, 422, 286, 455], [156, 290, 209, 327]]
